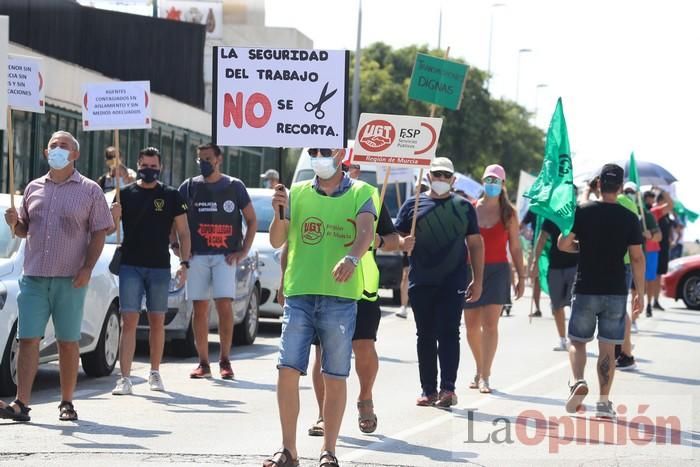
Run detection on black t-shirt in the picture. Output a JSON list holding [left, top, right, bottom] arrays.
[[120, 182, 188, 268], [542, 219, 579, 269], [571, 201, 643, 295], [658, 214, 672, 252], [179, 175, 251, 255], [376, 203, 395, 236]]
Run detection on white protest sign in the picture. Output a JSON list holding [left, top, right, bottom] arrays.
[[213, 47, 349, 148], [454, 173, 484, 199], [375, 165, 415, 184], [0, 16, 8, 130], [352, 113, 443, 168], [82, 81, 151, 131], [516, 170, 537, 220], [8, 54, 45, 113]]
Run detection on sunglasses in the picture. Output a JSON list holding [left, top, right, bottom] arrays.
[[308, 148, 333, 158], [483, 176, 503, 184], [430, 171, 453, 179]]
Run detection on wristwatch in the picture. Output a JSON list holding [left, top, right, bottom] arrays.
[[179, 260, 190, 269], [344, 255, 360, 267]]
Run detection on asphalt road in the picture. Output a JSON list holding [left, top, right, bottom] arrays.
[[1, 290, 698, 466]]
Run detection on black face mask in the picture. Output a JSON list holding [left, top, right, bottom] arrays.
[[199, 160, 214, 178], [138, 167, 160, 183]]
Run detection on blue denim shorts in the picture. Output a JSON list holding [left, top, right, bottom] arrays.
[[119, 265, 170, 312], [568, 294, 627, 344], [17, 276, 87, 341], [278, 295, 357, 378]]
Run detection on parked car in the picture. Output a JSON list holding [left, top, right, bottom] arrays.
[[248, 188, 283, 318], [292, 145, 412, 302], [0, 194, 121, 396], [662, 254, 700, 310], [104, 211, 262, 358]]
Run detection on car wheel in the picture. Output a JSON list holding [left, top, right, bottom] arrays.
[[81, 303, 121, 377], [680, 272, 700, 310], [171, 319, 198, 358], [233, 286, 259, 346], [0, 323, 18, 397]]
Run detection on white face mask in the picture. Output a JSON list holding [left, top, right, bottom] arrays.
[[431, 180, 451, 196], [310, 156, 338, 180]]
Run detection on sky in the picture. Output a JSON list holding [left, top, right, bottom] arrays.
[[265, 0, 700, 241]]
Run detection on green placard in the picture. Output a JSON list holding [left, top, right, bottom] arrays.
[[407, 53, 469, 110]]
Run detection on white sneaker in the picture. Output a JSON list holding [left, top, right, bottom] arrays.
[[112, 377, 133, 395], [396, 306, 408, 318], [553, 339, 569, 351], [149, 371, 165, 392], [631, 321, 639, 333]]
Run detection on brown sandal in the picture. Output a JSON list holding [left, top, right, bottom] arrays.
[[308, 416, 324, 436], [319, 450, 339, 467], [0, 399, 31, 422], [357, 400, 377, 434], [263, 448, 299, 467], [58, 401, 78, 421]]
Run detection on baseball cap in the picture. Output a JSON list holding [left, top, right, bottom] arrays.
[[623, 181, 638, 193], [483, 164, 506, 181], [260, 169, 279, 179], [600, 163, 624, 185], [430, 157, 454, 174]]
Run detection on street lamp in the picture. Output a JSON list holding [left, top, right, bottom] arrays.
[[534, 83, 548, 122], [515, 48, 532, 103], [486, 3, 506, 91]]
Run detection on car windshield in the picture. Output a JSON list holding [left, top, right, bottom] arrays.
[[295, 169, 406, 218], [0, 223, 21, 259], [251, 194, 275, 233]]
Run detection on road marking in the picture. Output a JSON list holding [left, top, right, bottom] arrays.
[[342, 358, 571, 462]]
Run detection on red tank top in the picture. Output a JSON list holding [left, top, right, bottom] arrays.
[[481, 221, 509, 264]]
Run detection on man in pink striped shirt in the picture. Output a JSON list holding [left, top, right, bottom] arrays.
[[1, 130, 113, 422]]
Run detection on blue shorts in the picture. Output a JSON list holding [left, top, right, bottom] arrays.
[[645, 251, 659, 281], [187, 254, 236, 301], [17, 276, 88, 342], [278, 295, 357, 378], [568, 294, 627, 344], [119, 265, 170, 312]]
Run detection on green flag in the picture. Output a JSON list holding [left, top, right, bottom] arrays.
[[674, 199, 699, 223], [524, 98, 576, 236], [628, 151, 640, 186]]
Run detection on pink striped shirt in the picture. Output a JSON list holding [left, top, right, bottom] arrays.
[[19, 170, 114, 277]]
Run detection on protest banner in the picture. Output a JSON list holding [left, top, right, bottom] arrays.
[[454, 173, 484, 199], [516, 170, 537, 220], [82, 80, 152, 242], [408, 53, 469, 110], [82, 81, 151, 131], [8, 54, 45, 113], [375, 165, 415, 185], [351, 113, 442, 167], [213, 47, 349, 149]]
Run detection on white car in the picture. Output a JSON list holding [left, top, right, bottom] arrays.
[[249, 188, 283, 318], [0, 194, 121, 396]]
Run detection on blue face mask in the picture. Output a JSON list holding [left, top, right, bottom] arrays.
[[47, 147, 71, 170], [198, 159, 214, 178], [484, 182, 502, 198]]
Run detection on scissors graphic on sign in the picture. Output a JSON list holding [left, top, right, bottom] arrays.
[[305, 82, 337, 119]]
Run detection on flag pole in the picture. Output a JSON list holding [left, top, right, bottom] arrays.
[[114, 129, 121, 244], [7, 108, 15, 237], [409, 46, 450, 253]]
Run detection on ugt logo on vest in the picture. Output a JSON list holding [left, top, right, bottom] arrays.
[[302, 217, 325, 245]]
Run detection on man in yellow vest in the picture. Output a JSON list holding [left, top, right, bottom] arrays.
[[266, 147, 377, 467]]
